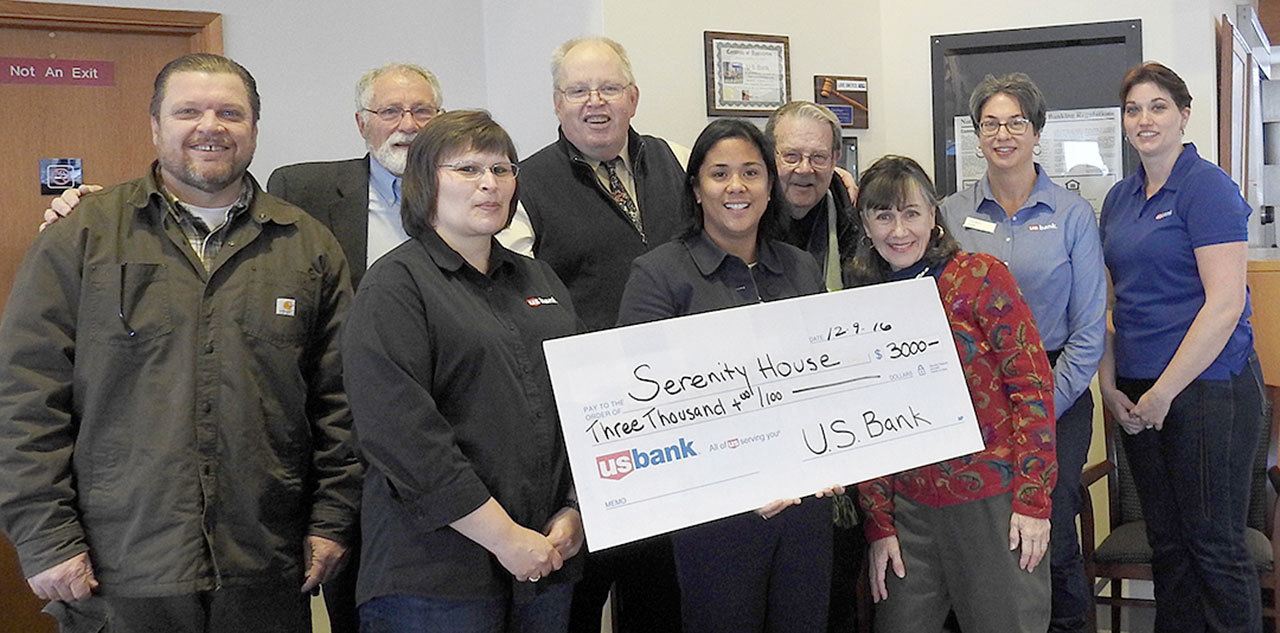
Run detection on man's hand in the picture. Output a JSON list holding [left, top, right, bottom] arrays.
[[27, 551, 98, 602], [834, 167, 859, 205], [1008, 512, 1051, 572], [542, 506, 584, 561], [300, 535, 349, 593], [40, 184, 101, 231]]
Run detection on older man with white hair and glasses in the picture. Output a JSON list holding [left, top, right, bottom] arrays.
[[267, 63, 444, 290], [500, 36, 689, 632]]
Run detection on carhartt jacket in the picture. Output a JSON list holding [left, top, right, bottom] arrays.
[[0, 168, 360, 597]]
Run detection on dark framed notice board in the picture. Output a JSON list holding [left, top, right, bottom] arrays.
[[931, 20, 1143, 197]]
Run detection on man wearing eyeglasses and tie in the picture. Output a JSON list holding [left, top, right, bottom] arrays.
[[501, 37, 690, 633]]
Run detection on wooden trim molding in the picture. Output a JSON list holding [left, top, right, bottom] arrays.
[[0, 0, 222, 54]]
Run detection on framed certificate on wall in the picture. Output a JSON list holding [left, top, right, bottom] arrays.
[[703, 31, 790, 117]]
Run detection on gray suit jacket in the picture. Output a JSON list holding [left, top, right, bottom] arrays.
[[267, 156, 372, 289]]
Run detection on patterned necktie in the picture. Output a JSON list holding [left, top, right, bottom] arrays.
[[604, 158, 644, 239]]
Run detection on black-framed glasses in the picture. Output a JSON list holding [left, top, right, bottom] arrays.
[[777, 149, 834, 169], [439, 162, 520, 180], [977, 117, 1031, 137], [362, 105, 442, 123], [556, 83, 631, 104]]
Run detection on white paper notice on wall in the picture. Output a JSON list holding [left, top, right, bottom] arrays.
[[543, 277, 985, 551]]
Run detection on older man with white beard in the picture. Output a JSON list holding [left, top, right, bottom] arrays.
[[265, 62, 442, 633], [267, 63, 443, 290]]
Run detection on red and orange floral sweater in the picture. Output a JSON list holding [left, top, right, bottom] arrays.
[[857, 252, 1057, 542]]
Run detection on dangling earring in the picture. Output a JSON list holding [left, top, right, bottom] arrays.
[[934, 224, 945, 239]]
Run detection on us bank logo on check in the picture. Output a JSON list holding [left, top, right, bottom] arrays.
[[596, 438, 699, 480]]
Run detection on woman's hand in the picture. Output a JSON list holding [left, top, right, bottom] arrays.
[[815, 484, 846, 498], [868, 535, 905, 603], [1008, 512, 1050, 572], [756, 497, 801, 519], [542, 507, 585, 561], [1101, 385, 1146, 435], [494, 525, 564, 583], [1130, 386, 1174, 431]]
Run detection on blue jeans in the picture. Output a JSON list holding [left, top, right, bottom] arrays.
[[359, 584, 573, 633], [1048, 389, 1095, 633], [1117, 355, 1265, 633]]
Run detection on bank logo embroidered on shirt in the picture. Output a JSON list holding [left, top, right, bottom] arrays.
[[525, 296, 560, 307], [1027, 222, 1059, 232], [275, 297, 297, 317], [1155, 210, 1174, 221]]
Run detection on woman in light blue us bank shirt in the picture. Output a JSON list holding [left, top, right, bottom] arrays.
[[939, 72, 1106, 633]]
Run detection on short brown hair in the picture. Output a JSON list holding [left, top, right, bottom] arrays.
[[968, 73, 1047, 134], [150, 53, 260, 122], [400, 110, 519, 240], [844, 155, 960, 286], [1119, 62, 1192, 109]]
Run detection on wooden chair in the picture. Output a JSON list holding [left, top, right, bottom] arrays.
[[1079, 386, 1280, 632]]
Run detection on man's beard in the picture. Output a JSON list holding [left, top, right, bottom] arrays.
[[369, 131, 416, 176], [163, 134, 251, 195]]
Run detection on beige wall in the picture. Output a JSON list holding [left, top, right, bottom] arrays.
[[604, 0, 1252, 544], [605, 0, 1250, 174]]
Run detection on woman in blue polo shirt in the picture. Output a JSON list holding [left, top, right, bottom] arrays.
[[940, 73, 1106, 633], [1099, 62, 1264, 632]]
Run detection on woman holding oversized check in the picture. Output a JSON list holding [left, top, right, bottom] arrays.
[[617, 118, 842, 633], [848, 156, 1056, 632], [342, 111, 584, 631]]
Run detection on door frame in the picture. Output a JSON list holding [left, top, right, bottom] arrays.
[[0, 0, 222, 53]]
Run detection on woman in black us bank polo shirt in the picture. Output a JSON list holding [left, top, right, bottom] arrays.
[[343, 110, 584, 632]]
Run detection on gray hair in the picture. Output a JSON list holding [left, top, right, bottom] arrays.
[[354, 63, 443, 113], [968, 72, 1047, 134], [550, 37, 636, 90], [766, 101, 842, 155]]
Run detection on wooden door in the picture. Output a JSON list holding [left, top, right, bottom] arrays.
[[0, 3, 220, 631]]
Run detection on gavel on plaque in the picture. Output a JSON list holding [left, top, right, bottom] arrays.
[[819, 77, 869, 113]]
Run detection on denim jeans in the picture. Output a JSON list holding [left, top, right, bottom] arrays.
[[1048, 390, 1095, 633], [1117, 355, 1265, 633], [359, 583, 573, 633]]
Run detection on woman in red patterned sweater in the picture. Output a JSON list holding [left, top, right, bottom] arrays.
[[846, 155, 1057, 633]]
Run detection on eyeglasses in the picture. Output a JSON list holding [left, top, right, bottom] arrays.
[[439, 162, 520, 180], [557, 83, 631, 104], [362, 105, 442, 123], [777, 150, 834, 169], [977, 117, 1031, 136]]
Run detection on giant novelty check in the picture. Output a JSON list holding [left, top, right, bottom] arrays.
[[544, 277, 984, 551]]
